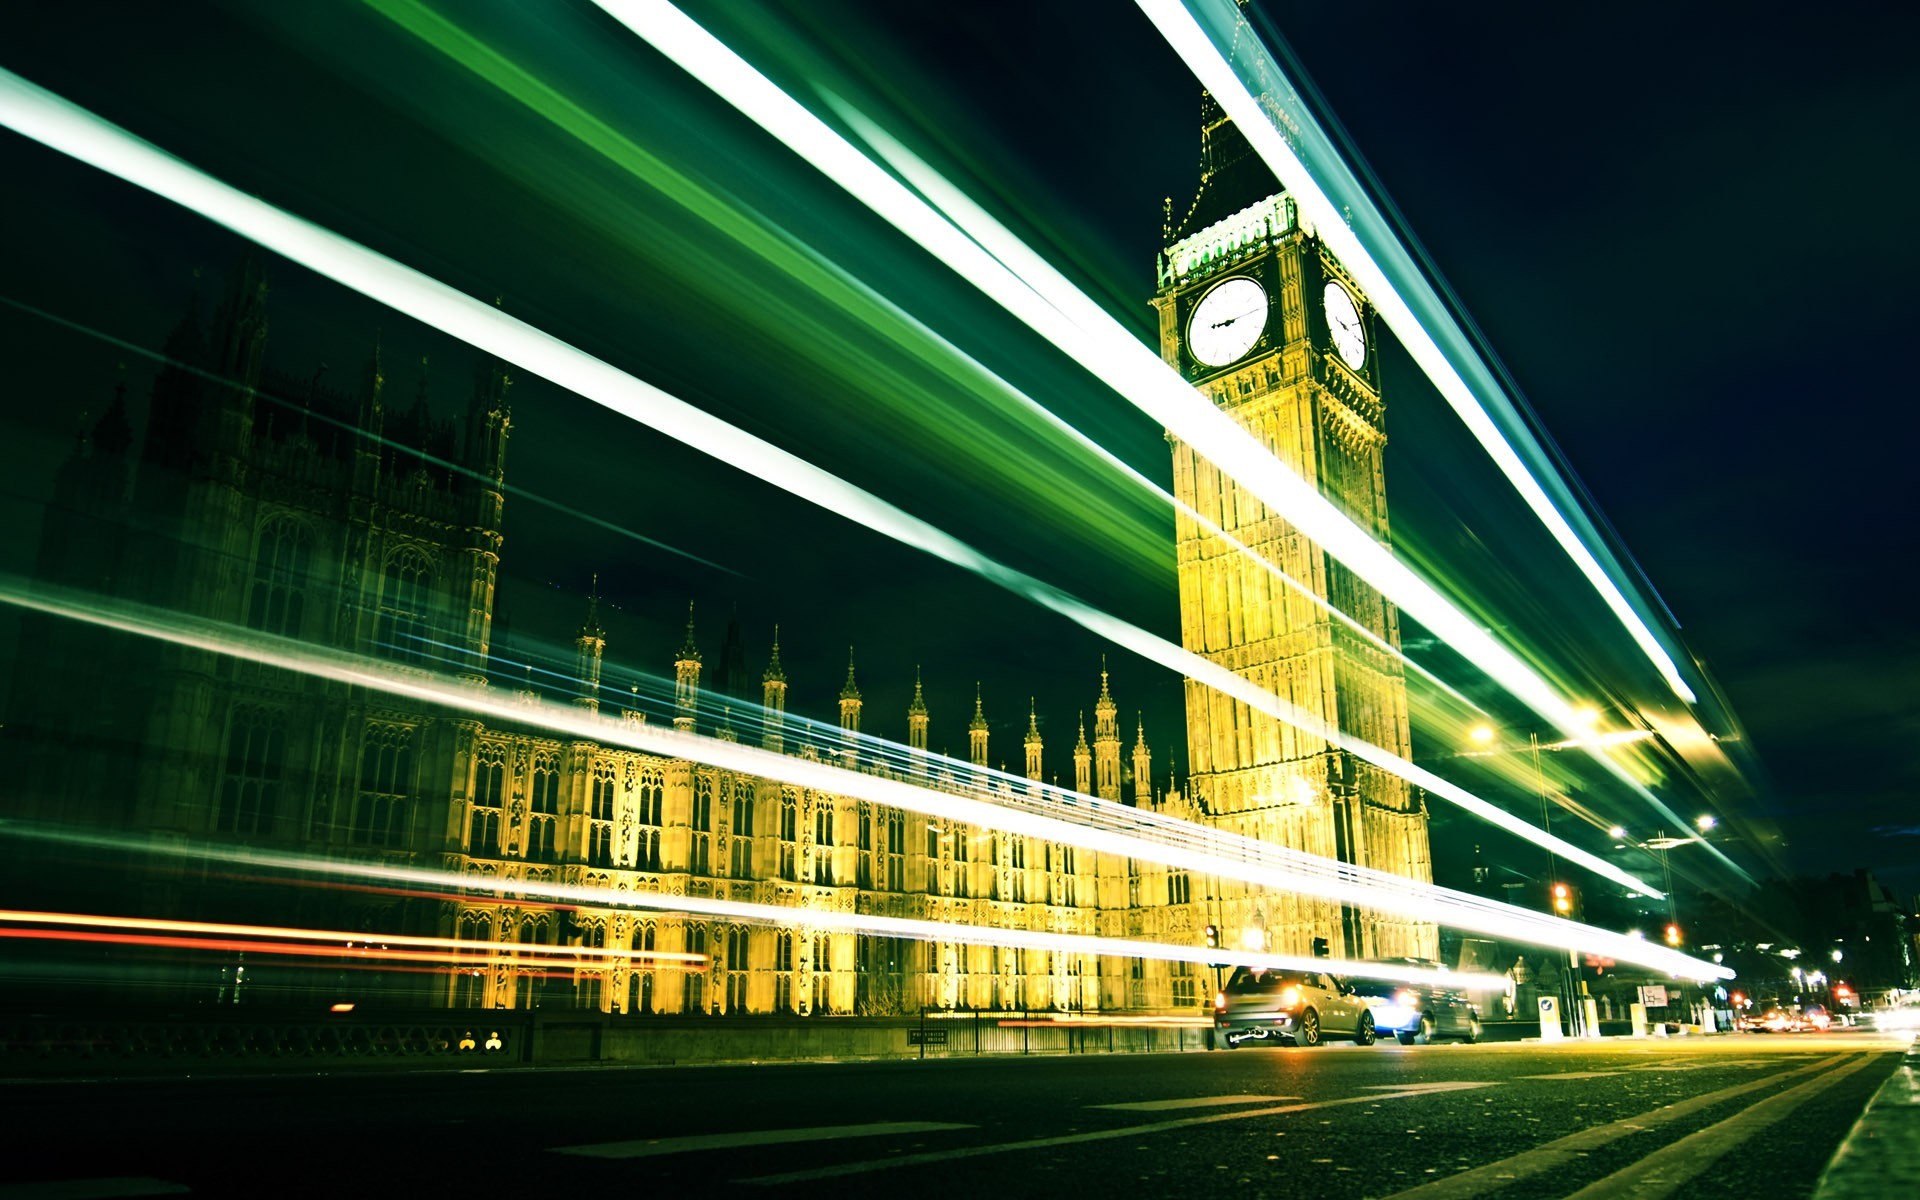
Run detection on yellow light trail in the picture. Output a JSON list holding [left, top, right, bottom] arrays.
[[0, 575, 1736, 982], [0, 66, 1655, 895], [0, 910, 707, 967]]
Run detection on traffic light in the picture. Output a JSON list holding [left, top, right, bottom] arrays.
[[1665, 923, 1682, 947], [1551, 882, 1573, 915], [1311, 936, 1331, 958], [1203, 924, 1219, 950]]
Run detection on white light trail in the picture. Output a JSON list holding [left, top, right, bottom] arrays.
[[590, 2, 1670, 794], [1137, 0, 1696, 707], [2, 819, 1716, 986], [0, 66, 1653, 893], [0, 575, 1739, 985]]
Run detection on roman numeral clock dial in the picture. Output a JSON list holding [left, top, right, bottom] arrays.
[[1323, 280, 1368, 370], [1186, 276, 1269, 368]]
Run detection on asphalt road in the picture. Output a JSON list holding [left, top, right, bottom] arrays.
[[2, 1030, 1902, 1198]]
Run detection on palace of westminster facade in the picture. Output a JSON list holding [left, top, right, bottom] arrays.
[[5, 101, 1436, 1015]]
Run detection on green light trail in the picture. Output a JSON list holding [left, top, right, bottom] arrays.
[[0, 57, 1680, 898]]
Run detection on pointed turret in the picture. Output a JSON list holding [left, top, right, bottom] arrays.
[[673, 601, 701, 733], [205, 256, 268, 456], [352, 335, 386, 494], [1074, 713, 1092, 796], [838, 646, 863, 735], [907, 666, 929, 757], [1023, 699, 1044, 783], [573, 576, 606, 712], [1132, 714, 1153, 807], [968, 684, 989, 768], [457, 348, 509, 683], [1093, 660, 1121, 801], [760, 624, 788, 753]]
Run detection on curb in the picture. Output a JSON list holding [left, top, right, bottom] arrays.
[[1812, 1037, 1920, 1199]]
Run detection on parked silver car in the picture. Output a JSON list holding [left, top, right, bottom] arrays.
[[1214, 967, 1376, 1047]]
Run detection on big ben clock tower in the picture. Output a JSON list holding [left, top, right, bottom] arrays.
[[1153, 93, 1435, 961]]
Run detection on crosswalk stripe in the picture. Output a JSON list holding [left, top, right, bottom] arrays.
[[552, 1120, 973, 1160]]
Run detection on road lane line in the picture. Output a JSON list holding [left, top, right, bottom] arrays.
[[740, 1081, 1494, 1185], [1562, 1054, 1881, 1199], [1093, 1094, 1298, 1111], [1381, 1054, 1865, 1200], [552, 1121, 973, 1159], [1515, 1072, 1624, 1080]]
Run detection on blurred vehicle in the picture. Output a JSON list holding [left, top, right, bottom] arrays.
[[1752, 1007, 1801, 1033], [1214, 967, 1376, 1047], [1869, 998, 1920, 1034], [1801, 1004, 1831, 1031], [1347, 961, 1482, 1045]]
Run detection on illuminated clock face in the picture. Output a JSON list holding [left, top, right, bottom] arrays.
[[1323, 281, 1367, 369], [1186, 277, 1269, 367]]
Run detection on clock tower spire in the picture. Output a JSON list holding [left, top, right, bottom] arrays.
[[1153, 73, 1433, 961]]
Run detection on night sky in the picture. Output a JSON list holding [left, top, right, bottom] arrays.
[[1, 1, 1914, 906]]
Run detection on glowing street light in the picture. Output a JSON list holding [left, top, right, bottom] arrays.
[[1695, 814, 1717, 832]]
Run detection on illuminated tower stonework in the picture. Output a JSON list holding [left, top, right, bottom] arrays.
[[1153, 94, 1435, 960]]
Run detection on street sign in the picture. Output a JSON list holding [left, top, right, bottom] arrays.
[[1637, 985, 1669, 1009]]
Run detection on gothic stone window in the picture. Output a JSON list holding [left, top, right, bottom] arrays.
[[629, 923, 657, 1014], [588, 761, 616, 868], [637, 767, 664, 871], [857, 805, 873, 888], [728, 781, 754, 876], [527, 752, 560, 862], [217, 705, 286, 836], [723, 926, 749, 1013], [1170, 958, 1197, 1008], [1167, 871, 1192, 906], [246, 517, 312, 638], [352, 722, 413, 847], [810, 933, 832, 1014], [685, 926, 708, 1014], [953, 825, 970, 899], [516, 916, 551, 1009], [469, 741, 505, 857], [453, 911, 491, 1008], [884, 810, 905, 892], [374, 548, 434, 665], [812, 799, 835, 887], [576, 920, 607, 1011], [778, 791, 798, 882], [690, 775, 713, 875], [773, 930, 794, 1013]]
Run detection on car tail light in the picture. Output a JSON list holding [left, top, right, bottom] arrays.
[[1214, 992, 1226, 1012], [1394, 990, 1418, 1006], [1279, 986, 1301, 1009]]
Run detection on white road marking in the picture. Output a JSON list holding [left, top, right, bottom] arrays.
[[741, 1081, 1494, 1185], [1516, 1071, 1625, 1080], [0, 1180, 190, 1198], [1381, 1053, 1870, 1200], [1093, 1094, 1298, 1111], [1562, 1054, 1879, 1198], [553, 1120, 973, 1160]]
